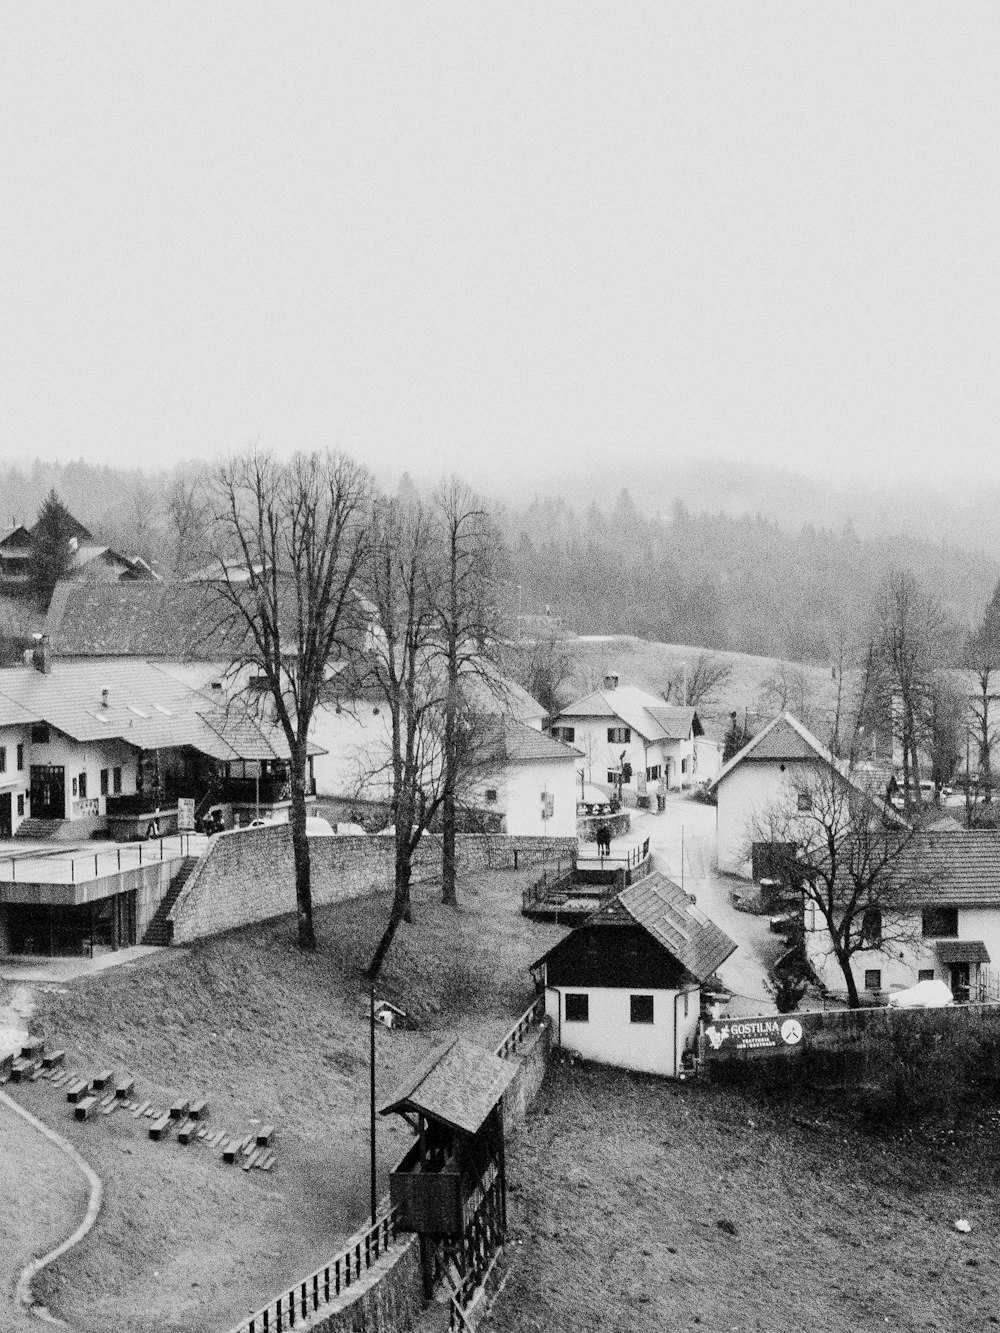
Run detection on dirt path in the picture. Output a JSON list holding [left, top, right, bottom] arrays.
[[0, 1097, 91, 1333]]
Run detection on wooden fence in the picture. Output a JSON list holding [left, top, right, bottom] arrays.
[[230, 994, 548, 1333]]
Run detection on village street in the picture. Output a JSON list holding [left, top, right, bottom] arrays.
[[631, 795, 783, 1017]]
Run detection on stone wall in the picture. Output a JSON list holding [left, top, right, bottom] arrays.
[[576, 811, 631, 844], [170, 827, 577, 945]]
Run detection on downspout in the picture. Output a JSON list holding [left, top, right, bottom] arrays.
[[674, 985, 699, 1078]]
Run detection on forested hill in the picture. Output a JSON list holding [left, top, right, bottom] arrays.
[[504, 494, 998, 661], [1, 459, 996, 662]]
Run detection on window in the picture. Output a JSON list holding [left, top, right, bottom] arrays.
[[484, 788, 498, 804], [17, 794, 24, 817], [0, 747, 6, 774], [551, 726, 575, 743], [861, 908, 882, 947], [646, 764, 661, 782], [797, 792, 812, 812], [918, 969, 935, 982], [630, 994, 654, 1024], [31, 723, 49, 744], [607, 727, 631, 744], [922, 907, 958, 938], [16, 743, 23, 770], [112, 767, 122, 795], [864, 970, 882, 991], [72, 776, 77, 797], [100, 769, 109, 796], [78, 772, 87, 800], [565, 993, 589, 1023], [681, 757, 688, 774], [606, 770, 618, 785]]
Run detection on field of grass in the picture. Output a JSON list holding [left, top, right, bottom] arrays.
[[488, 1057, 1000, 1333], [5, 866, 565, 1333]]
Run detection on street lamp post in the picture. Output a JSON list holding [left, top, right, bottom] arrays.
[[369, 981, 377, 1225]]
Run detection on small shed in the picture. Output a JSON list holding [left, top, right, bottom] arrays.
[[380, 1037, 517, 1297], [532, 871, 737, 1077]]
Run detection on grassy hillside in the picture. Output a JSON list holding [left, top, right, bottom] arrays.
[[8, 868, 565, 1333], [559, 635, 842, 742], [491, 1059, 1000, 1333]]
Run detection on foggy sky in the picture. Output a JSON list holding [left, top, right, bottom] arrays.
[[2, 4, 998, 491]]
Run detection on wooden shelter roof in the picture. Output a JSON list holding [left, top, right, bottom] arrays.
[[379, 1037, 517, 1136]]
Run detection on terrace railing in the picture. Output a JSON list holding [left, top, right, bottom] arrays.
[[0, 834, 206, 886], [521, 857, 578, 913]]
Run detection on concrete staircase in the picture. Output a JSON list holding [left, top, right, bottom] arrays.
[[13, 818, 64, 841], [141, 856, 199, 947]]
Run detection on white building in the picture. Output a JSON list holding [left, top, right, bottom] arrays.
[[531, 872, 737, 1078], [710, 712, 863, 878], [551, 675, 704, 797], [806, 830, 1000, 1005], [0, 702, 34, 838]]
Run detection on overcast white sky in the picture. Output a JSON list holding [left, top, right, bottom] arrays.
[[2, 4, 998, 491]]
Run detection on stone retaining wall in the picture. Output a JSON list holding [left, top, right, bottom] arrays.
[[170, 827, 577, 945], [576, 811, 631, 843]]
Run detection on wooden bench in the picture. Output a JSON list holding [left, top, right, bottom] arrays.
[[149, 1114, 172, 1141], [188, 1098, 209, 1120], [42, 1049, 65, 1069], [74, 1096, 98, 1121], [66, 1079, 90, 1103], [169, 1098, 190, 1120], [177, 1119, 197, 1145], [115, 1077, 135, 1100], [255, 1124, 275, 1147], [92, 1070, 114, 1091], [20, 1039, 44, 1061]]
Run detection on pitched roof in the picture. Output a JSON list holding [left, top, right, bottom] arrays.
[[618, 873, 738, 982], [935, 940, 991, 965], [44, 580, 250, 660], [710, 712, 841, 790], [0, 526, 32, 552], [534, 870, 737, 984], [497, 719, 580, 764], [378, 1036, 517, 1135], [0, 659, 303, 762], [460, 668, 546, 724], [884, 831, 1000, 908], [645, 706, 703, 741], [555, 685, 701, 744]]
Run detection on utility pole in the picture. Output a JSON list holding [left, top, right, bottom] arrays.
[[370, 981, 377, 1224]]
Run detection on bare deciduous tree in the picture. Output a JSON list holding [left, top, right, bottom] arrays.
[[662, 651, 733, 708], [362, 495, 445, 976], [870, 571, 950, 803], [965, 581, 1000, 801], [211, 448, 370, 950], [163, 470, 213, 578], [747, 764, 922, 1007], [431, 479, 507, 907]]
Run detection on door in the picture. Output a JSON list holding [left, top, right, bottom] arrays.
[[30, 765, 65, 820], [950, 962, 970, 1004], [0, 792, 11, 838]]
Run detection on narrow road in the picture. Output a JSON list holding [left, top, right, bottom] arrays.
[[632, 796, 782, 1016]]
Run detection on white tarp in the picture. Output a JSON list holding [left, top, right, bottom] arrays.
[[887, 979, 955, 1009]]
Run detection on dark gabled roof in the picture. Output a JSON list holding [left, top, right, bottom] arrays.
[[935, 940, 991, 965], [497, 719, 580, 764], [44, 580, 251, 660], [618, 873, 737, 982], [378, 1037, 517, 1136], [0, 526, 32, 552], [886, 831, 1000, 908], [534, 870, 737, 985]]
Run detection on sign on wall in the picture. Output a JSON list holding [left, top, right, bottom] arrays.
[[177, 797, 195, 832], [703, 1015, 805, 1054]]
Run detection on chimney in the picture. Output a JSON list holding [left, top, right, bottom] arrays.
[[603, 672, 619, 691], [32, 634, 52, 675]]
